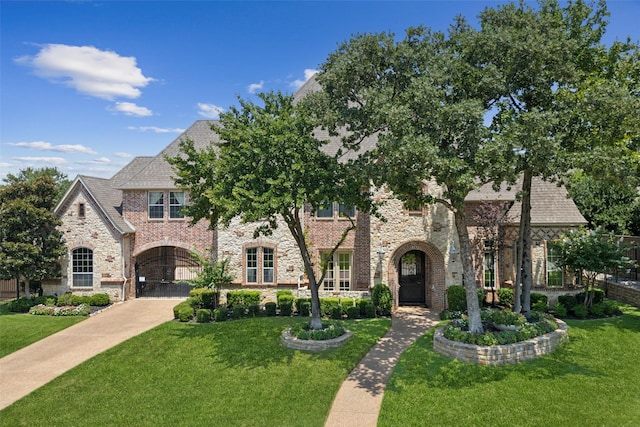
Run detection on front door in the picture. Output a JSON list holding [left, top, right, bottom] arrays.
[[399, 250, 426, 305]]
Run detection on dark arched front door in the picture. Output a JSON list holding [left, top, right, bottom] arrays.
[[399, 250, 426, 305]]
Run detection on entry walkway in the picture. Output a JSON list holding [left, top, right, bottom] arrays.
[[325, 306, 440, 427], [0, 298, 180, 410]]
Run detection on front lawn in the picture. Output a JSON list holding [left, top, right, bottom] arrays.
[[378, 306, 640, 427], [0, 303, 86, 358], [0, 317, 390, 426]]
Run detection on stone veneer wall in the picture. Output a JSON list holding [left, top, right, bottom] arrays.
[[54, 187, 127, 300], [433, 319, 568, 365], [597, 280, 640, 308], [369, 185, 461, 312]]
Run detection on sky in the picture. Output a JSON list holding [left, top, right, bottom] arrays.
[[1, 1, 639, 181]]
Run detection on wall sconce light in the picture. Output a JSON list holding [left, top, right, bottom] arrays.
[[376, 248, 386, 258], [449, 243, 459, 262]]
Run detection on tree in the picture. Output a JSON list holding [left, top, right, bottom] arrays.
[[568, 171, 640, 236], [556, 227, 636, 308], [167, 92, 376, 330], [0, 175, 66, 298], [2, 167, 71, 206], [313, 24, 508, 333]]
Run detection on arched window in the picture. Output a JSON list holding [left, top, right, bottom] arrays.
[[72, 247, 93, 288]]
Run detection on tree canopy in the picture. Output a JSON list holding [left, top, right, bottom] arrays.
[[168, 91, 376, 329]]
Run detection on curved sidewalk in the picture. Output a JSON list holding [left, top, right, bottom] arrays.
[[0, 298, 180, 410], [325, 306, 440, 427]]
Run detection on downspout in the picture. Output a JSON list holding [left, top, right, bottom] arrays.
[[121, 235, 128, 301]]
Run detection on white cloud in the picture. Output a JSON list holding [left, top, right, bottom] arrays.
[[127, 126, 185, 134], [15, 43, 155, 100], [7, 141, 97, 154], [290, 69, 318, 89], [77, 157, 112, 165], [248, 80, 264, 94], [197, 103, 225, 119], [13, 156, 68, 165], [112, 102, 153, 116], [113, 152, 134, 158]]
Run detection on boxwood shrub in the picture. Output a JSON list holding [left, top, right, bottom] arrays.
[[214, 306, 228, 322], [56, 293, 74, 307], [372, 283, 392, 316], [296, 298, 311, 315], [330, 306, 343, 320], [247, 304, 261, 317], [227, 290, 261, 308], [232, 304, 246, 319], [320, 298, 341, 317], [196, 308, 211, 323], [264, 302, 277, 317], [280, 300, 293, 317], [346, 306, 360, 319], [276, 290, 293, 305], [177, 303, 194, 322], [90, 293, 110, 306]]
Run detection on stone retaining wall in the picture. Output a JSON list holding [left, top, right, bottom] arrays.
[[433, 319, 568, 365], [281, 328, 353, 351]]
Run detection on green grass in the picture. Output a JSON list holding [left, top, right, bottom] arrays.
[[0, 317, 390, 426], [0, 303, 86, 358], [379, 307, 640, 427]]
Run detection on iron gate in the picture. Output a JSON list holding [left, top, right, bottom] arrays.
[[135, 246, 201, 298]]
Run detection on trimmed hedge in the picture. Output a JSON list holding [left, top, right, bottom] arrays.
[[190, 288, 219, 310], [214, 307, 228, 322], [227, 290, 261, 308], [372, 284, 392, 316], [264, 302, 277, 317], [196, 308, 211, 323]]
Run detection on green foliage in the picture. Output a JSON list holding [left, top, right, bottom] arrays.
[[247, 304, 261, 318], [213, 307, 228, 322], [295, 298, 311, 314], [497, 288, 514, 306], [372, 283, 392, 316], [553, 302, 568, 318], [363, 302, 377, 319], [532, 300, 548, 313], [90, 294, 110, 306], [320, 297, 340, 317], [226, 290, 260, 309], [190, 288, 218, 310], [446, 285, 467, 312], [340, 298, 356, 314], [56, 293, 74, 307], [279, 300, 293, 317], [330, 306, 343, 320], [196, 309, 211, 323], [482, 308, 527, 327], [176, 303, 194, 322], [276, 290, 293, 305], [346, 306, 360, 319], [572, 304, 588, 319], [189, 252, 234, 290], [558, 294, 578, 310], [277, 294, 295, 308], [289, 321, 346, 341], [589, 302, 605, 317], [264, 302, 277, 317], [576, 288, 605, 305], [232, 305, 246, 320], [29, 303, 90, 316], [7, 297, 36, 313]]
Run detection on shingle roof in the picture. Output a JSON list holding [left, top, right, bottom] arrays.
[[117, 120, 222, 190]]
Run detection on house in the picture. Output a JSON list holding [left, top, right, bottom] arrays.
[[49, 84, 587, 311]]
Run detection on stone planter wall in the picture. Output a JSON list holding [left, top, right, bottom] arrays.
[[596, 279, 640, 308], [433, 319, 568, 365], [281, 328, 353, 351]]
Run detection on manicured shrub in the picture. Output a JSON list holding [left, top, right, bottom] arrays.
[[227, 291, 261, 309], [572, 304, 588, 319], [177, 304, 194, 322], [56, 293, 74, 307], [372, 283, 392, 316], [214, 306, 228, 322], [320, 298, 341, 317], [247, 304, 261, 317], [363, 301, 376, 318], [232, 305, 246, 319], [190, 288, 219, 310], [553, 302, 568, 318], [280, 300, 293, 317], [8, 297, 35, 313], [196, 308, 211, 323], [346, 306, 360, 319], [558, 294, 578, 310], [340, 298, 356, 314], [589, 302, 605, 317], [532, 300, 548, 313], [576, 288, 605, 305], [276, 290, 293, 305], [446, 285, 467, 312], [603, 300, 621, 316], [44, 297, 57, 307], [357, 299, 369, 316], [173, 301, 192, 319], [278, 294, 295, 310], [497, 288, 514, 306], [289, 321, 346, 340], [90, 293, 110, 306], [296, 298, 311, 315], [531, 293, 548, 306], [330, 306, 343, 320], [264, 302, 277, 316], [71, 295, 91, 306]]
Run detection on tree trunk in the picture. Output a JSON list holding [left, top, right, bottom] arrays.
[[453, 208, 484, 334], [520, 170, 533, 316]]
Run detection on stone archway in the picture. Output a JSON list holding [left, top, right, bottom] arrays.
[[388, 241, 446, 312]]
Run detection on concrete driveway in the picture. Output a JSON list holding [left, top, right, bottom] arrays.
[[0, 298, 181, 410]]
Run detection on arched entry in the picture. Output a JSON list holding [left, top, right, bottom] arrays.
[[389, 241, 446, 311], [135, 246, 201, 298], [398, 250, 425, 305]]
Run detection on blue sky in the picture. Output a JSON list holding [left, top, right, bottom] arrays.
[[1, 1, 639, 181]]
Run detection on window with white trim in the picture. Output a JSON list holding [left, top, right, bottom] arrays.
[[72, 248, 93, 288], [169, 191, 185, 219], [148, 191, 164, 219], [322, 252, 352, 291], [546, 242, 563, 287], [245, 246, 275, 284], [483, 240, 496, 287], [315, 202, 356, 219]]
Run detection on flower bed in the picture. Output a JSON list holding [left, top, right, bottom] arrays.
[[29, 304, 91, 316], [434, 319, 568, 365], [282, 322, 352, 351]]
